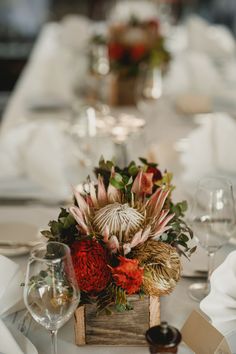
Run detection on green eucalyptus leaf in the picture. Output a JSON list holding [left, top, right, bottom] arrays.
[[110, 178, 124, 190], [63, 214, 76, 229], [128, 164, 139, 176]]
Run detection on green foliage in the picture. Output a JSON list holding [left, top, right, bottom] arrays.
[[96, 283, 134, 314], [160, 206, 195, 257], [41, 208, 78, 246]]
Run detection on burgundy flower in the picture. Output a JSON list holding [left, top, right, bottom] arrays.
[[147, 166, 163, 182], [71, 239, 111, 293], [111, 256, 143, 294]]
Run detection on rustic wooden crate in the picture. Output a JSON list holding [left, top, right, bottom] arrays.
[[74, 295, 160, 346]]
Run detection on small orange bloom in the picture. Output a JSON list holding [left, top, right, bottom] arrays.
[[111, 256, 143, 294]]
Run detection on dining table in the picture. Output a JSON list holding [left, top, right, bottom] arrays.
[[1, 13, 236, 354]]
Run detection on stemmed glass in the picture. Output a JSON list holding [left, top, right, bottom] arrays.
[[24, 242, 80, 354], [189, 177, 236, 302], [136, 66, 163, 116]]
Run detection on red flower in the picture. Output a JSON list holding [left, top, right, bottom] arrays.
[[111, 256, 143, 294], [130, 44, 147, 61], [147, 166, 163, 182], [131, 171, 154, 195], [71, 239, 111, 293], [108, 42, 124, 61]]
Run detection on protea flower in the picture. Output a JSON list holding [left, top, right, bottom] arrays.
[[69, 171, 174, 256]]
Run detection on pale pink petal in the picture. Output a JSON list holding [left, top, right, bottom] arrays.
[[103, 225, 109, 243], [107, 183, 121, 203], [86, 195, 93, 208], [130, 230, 142, 248], [146, 188, 162, 212], [131, 171, 142, 194], [73, 189, 89, 216], [152, 212, 174, 239], [158, 213, 175, 229], [157, 209, 169, 225], [123, 243, 131, 255], [147, 188, 170, 217], [89, 183, 98, 208], [140, 226, 151, 243], [107, 235, 119, 253], [154, 190, 170, 217], [98, 176, 108, 206], [69, 206, 89, 234]]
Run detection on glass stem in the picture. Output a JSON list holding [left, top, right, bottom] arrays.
[[50, 330, 58, 354], [113, 141, 128, 168], [207, 252, 215, 288]]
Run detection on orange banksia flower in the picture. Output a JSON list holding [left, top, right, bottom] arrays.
[[111, 256, 144, 294]]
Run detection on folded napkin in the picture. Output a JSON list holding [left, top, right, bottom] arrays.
[[186, 15, 236, 62], [0, 121, 71, 200], [109, 0, 158, 23], [200, 251, 236, 335], [0, 255, 29, 354], [164, 50, 222, 96], [59, 15, 92, 52]]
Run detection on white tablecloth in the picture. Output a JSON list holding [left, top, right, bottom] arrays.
[[1, 18, 236, 354]]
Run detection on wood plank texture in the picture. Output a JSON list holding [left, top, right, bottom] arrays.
[[75, 295, 160, 346], [74, 305, 86, 345], [149, 296, 161, 327]]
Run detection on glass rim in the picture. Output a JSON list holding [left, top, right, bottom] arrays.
[[197, 176, 233, 190], [30, 241, 71, 263]]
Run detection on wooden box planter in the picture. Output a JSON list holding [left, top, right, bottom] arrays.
[[74, 295, 160, 346], [109, 74, 137, 106]]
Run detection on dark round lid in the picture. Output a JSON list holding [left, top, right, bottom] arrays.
[[146, 321, 182, 349]]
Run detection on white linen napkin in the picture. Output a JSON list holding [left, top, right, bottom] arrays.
[[164, 50, 222, 97], [200, 250, 236, 335], [0, 255, 26, 354], [186, 16, 236, 62], [0, 121, 71, 199], [59, 15, 92, 52]]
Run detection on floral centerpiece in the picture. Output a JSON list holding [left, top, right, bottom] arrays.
[[108, 18, 170, 78], [42, 157, 194, 316], [107, 17, 171, 105]]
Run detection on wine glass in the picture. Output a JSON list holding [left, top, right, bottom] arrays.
[[189, 177, 236, 302], [24, 242, 80, 354]]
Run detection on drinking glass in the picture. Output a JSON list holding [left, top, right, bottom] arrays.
[[136, 66, 163, 116], [24, 242, 80, 354], [189, 177, 236, 301]]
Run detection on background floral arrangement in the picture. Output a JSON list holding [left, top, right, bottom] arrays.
[[42, 158, 194, 313], [107, 17, 171, 77]]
